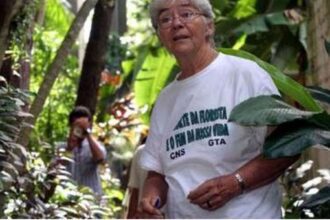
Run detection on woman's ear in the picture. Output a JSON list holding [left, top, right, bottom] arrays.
[[206, 20, 215, 37]]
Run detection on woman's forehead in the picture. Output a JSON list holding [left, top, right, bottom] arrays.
[[157, 0, 196, 15]]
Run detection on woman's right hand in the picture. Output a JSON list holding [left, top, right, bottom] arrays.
[[137, 196, 164, 219]]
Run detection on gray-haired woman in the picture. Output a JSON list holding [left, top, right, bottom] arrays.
[[138, 0, 299, 218]]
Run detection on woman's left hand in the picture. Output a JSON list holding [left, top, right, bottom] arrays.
[[187, 174, 241, 211]]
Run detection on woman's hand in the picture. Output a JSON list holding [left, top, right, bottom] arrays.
[[137, 171, 167, 218], [187, 174, 241, 211], [137, 196, 164, 219]]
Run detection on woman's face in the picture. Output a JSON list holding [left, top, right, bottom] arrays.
[[156, 0, 214, 57]]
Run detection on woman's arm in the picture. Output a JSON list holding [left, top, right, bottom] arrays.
[[138, 171, 168, 218], [237, 154, 299, 191], [127, 187, 139, 218], [188, 154, 299, 210]]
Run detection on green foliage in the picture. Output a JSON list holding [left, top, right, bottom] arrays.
[[134, 43, 177, 123], [97, 33, 131, 122], [282, 160, 330, 218], [44, 0, 73, 35], [230, 0, 257, 19], [0, 80, 123, 218], [265, 119, 330, 157], [106, 33, 129, 75], [23, 152, 106, 219], [30, 2, 79, 146], [31, 30, 79, 146], [211, 0, 229, 13], [229, 87, 330, 157], [0, 86, 31, 213], [232, 11, 292, 36], [16, 2, 127, 217], [213, 0, 307, 74], [100, 166, 125, 218], [229, 95, 321, 126], [8, 0, 41, 69], [95, 94, 148, 163]]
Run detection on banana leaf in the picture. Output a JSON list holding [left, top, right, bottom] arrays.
[[229, 95, 330, 158], [134, 47, 176, 123], [229, 95, 323, 126], [263, 120, 330, 158]]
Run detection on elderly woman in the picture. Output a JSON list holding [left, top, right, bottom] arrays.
[[138, 0, 299, 218]]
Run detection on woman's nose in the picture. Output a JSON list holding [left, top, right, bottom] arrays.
[[172, 15, 184, 28]]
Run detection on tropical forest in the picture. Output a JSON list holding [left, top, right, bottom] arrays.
[[0, 0, 329, 218]]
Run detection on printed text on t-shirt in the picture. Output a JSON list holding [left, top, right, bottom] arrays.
[[166, 107, 229, 160]]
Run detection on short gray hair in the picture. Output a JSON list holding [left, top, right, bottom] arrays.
[[149, 0, 214, 30]]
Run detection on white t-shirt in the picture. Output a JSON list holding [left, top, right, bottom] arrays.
[[140, 53, 282, 218]]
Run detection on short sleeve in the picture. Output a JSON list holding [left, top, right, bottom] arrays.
[[139, 104, 164, 174], [257, 66, 280, 96]]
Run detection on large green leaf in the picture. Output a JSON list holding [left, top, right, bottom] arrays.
[[211, 0, 229, 13], [271, 31, 301, 71], [232, 11, 291, 36], [229, 95, 321, 126], [230, 0, 257, 19], [264, 120, 330, 158], [232, 15, 268, 35], [301, 186, 330, 208], [229, 94, 330, 158], [134, 47, 176, 123], [215, 18, 243, 38], [229, 95, 330, 129], [265, 11, 291, 25], [220, 48, 322, 111]]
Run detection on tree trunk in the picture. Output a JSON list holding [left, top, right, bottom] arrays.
[[18, 0, 41, 91], [0, 0, 24, 71], [0, 0, 37, 90], [75, 0, 115, 116], [17, 0, 99, 147]]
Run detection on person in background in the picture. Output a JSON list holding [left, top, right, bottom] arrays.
[[138, 0, 299, 218], [58, 106, 107, 196], [126, 131, 150, 218], [126, 144, 147, 218]]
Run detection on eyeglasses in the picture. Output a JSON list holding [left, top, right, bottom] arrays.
[[157, 9, 205, 29]]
